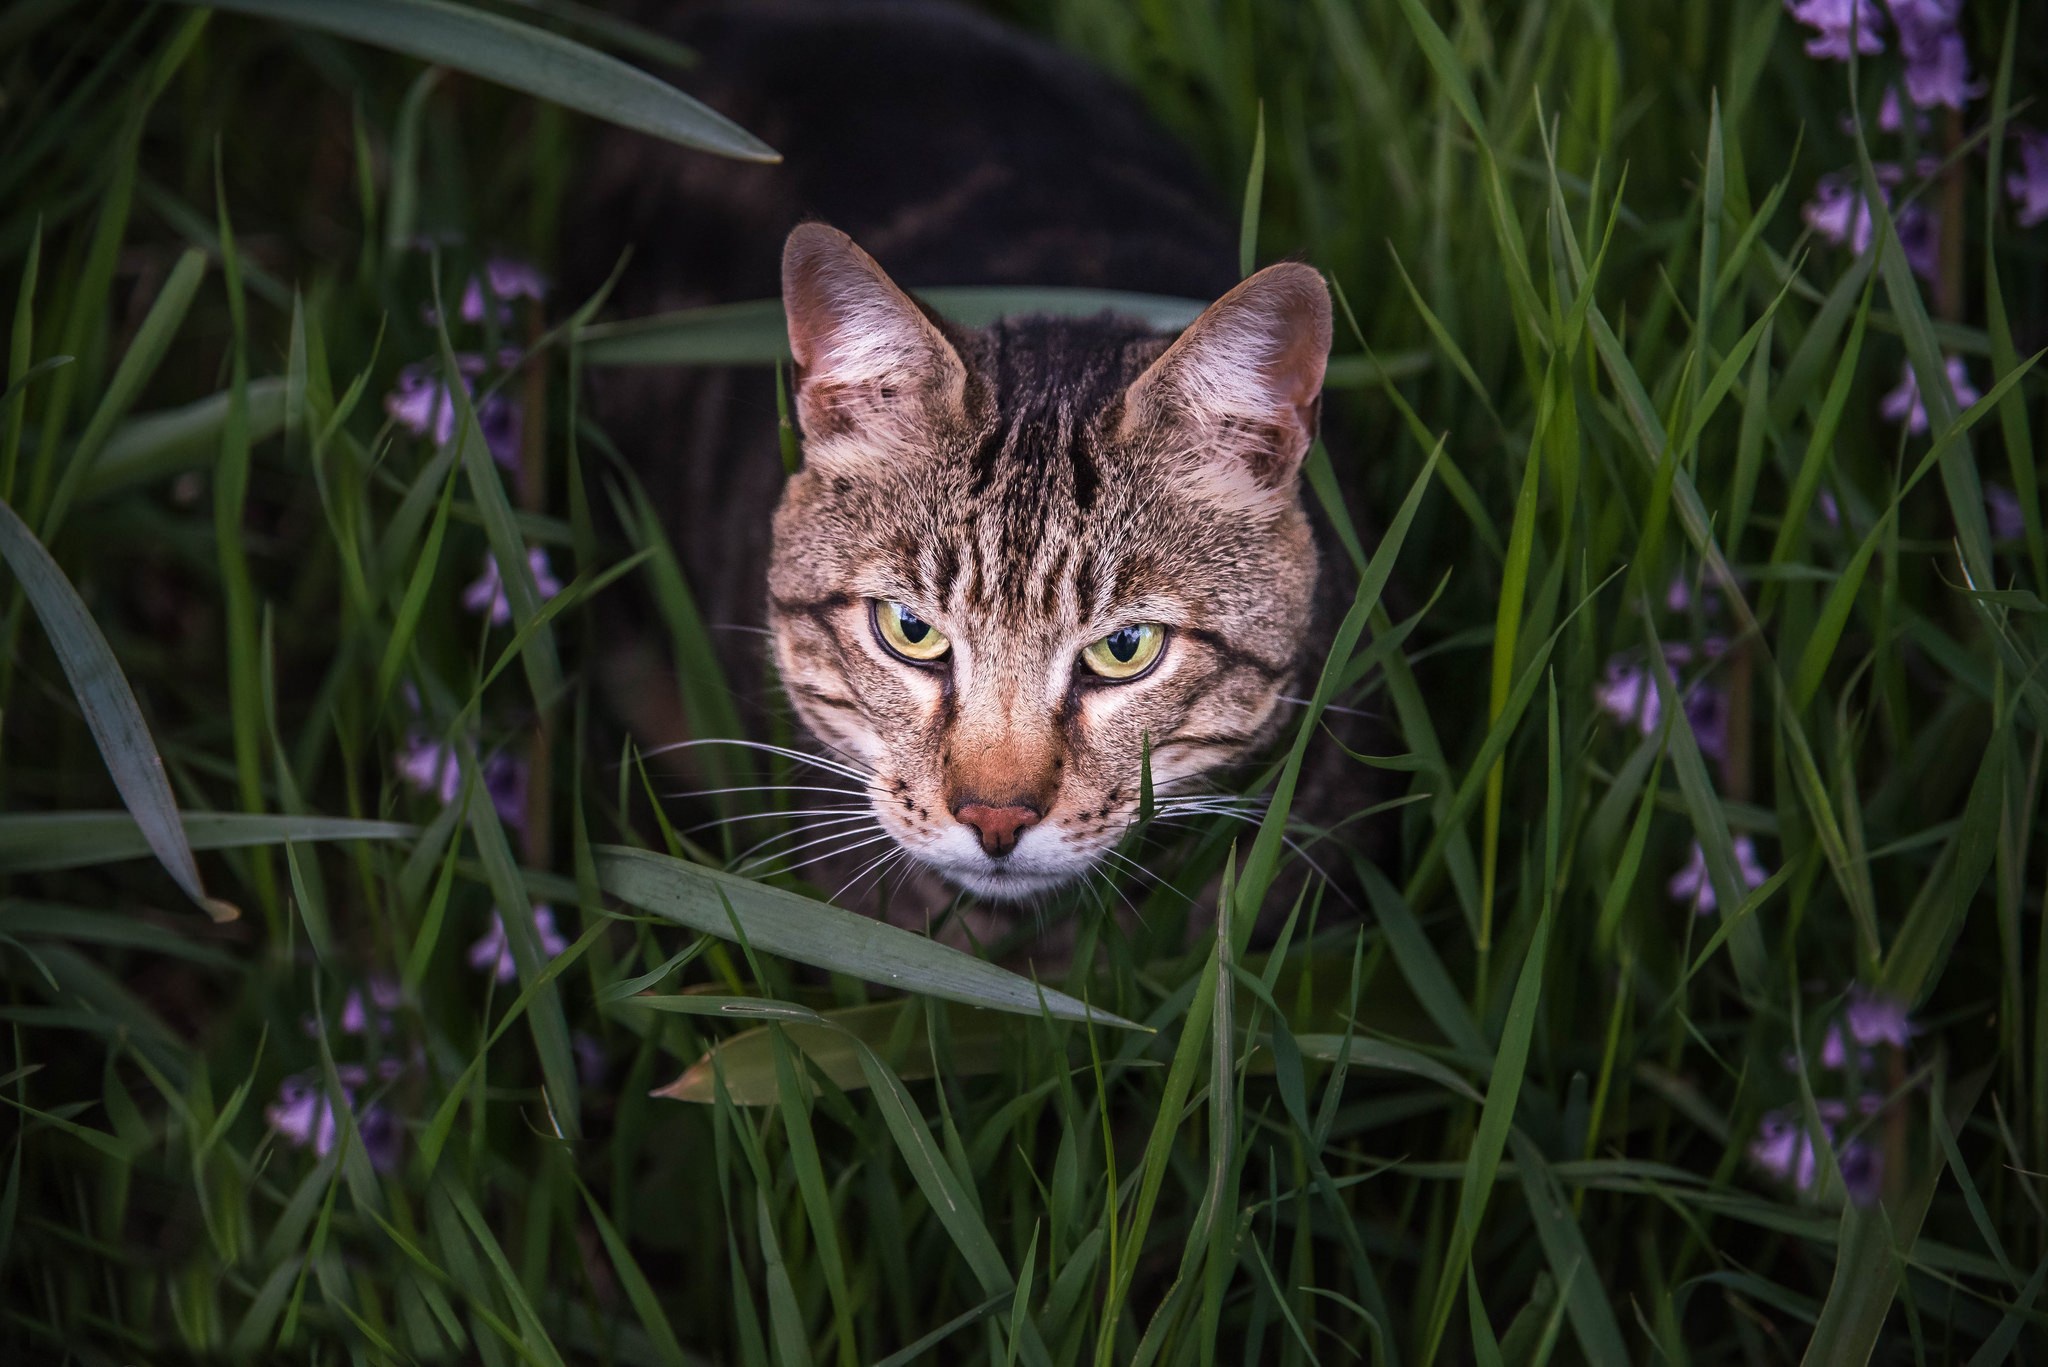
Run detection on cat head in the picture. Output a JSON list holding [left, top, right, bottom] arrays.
[[768, 224, 1330, 900]]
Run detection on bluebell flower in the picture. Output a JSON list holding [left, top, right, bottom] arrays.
[[462, 547, 564, 626], [460, 256, 549, 325], [394, 735, 531, 831], [1748, 1106, 1883, 1205], [265, 1074, 401, 1173], [467, 904, 569, 984], [1667, 836, 1770, 914], [1888, 0, 1976, 110], [1880, 356, 1979, 433], [2009, 129, 2048, 227], [1786, 0, 1886, 59]]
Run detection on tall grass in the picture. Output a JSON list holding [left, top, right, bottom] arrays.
[[1, 0, 2045, 1361]]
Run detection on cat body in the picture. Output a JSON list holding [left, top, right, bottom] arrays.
[[570, 1, 1362, 925]]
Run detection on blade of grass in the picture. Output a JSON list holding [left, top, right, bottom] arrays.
[[0, 498, 236, 919], [596, 846, 1138, 1029], [180, 0, 777, 161]]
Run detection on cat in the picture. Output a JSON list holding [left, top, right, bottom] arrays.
[[568, 1, 1365, 928]]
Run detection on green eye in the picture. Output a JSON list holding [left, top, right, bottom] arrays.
[[1080, 623, 1166, 680], [873, 600, 951, 663]]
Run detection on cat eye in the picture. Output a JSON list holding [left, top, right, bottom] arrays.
[[872, 599, 951, 663], [1080, 623, 1166, 681]]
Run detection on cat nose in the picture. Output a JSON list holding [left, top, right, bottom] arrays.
[[952, 801, 1042, 857]]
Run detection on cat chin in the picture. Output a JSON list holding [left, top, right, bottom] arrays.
[[905, 829, 1096, 902], [932, 863, 1084, 903]]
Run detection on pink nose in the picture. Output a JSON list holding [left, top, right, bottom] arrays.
[[953, 802, 1042, 857]]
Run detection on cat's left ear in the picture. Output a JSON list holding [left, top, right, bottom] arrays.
[[1120, 262, 1331, 499], [782, 224, 969, 462]]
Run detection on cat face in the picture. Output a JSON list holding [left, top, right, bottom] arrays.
[[768, 225, 1330, 900]]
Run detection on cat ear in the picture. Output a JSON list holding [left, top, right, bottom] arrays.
[[1120, 262, 1331, 501], [782, 224, 968, 458]]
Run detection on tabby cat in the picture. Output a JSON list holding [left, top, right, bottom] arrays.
[[571, 1, 1361, 919]]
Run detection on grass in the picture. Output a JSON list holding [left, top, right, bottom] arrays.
[[2, 0, 2046, 1360]]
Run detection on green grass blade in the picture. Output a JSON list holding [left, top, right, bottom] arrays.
[[596, 846, 1139, 1029], [180, 0, 777, 161], [38, 247, 206, 540], [0, 498, 236, 919], [0, 811, 412, 873]]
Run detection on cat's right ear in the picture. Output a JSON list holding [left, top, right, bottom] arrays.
[[782, 224, 968, 462], [1119, 262, 1331, 509]]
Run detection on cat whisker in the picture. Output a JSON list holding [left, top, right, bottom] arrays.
[[667, 782, 872, 804], [725, 813, 882, 866], [740, 834, 900, 888], [1096, 847, 1194, 907], [684, 806, 875, 843], [830, 844, 913, 906], [644, 737, 875, 784], [1084, 864, 1148, 933], [1275, 693, 1381, 721], [736, 824, 891, 876], [1152, 800, 1268, 818]]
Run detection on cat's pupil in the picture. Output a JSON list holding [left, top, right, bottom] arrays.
[[896, 607, 930, 643], [1107, 627, 1142, 663]]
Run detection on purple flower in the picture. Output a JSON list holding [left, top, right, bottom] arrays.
[[482, 750, 529, 830], [1748, 1109, 1881, 1204], [385, 354, 496, 446], [340, 975, 402, 1036], [266, 1075, 341, 1155], [1879, 356, 1979, 433], [2010, 129, 2048, 228], [1845, 987, 1914, 1047], [1819, 489, 1842, 527], [479, 393, 524, 473], [385, 364, 465, 446], [1988, 484, 2025, 540], [1595, 653, 1728, 761], [1665, 576, 1693, 613], [460, 257, 549, 325], [462, 547, 564, 626], [1896, 203, 1939, 283], [1749, 1111, 1824, 1189], [1889, 0, 1975, 109], [356, 1104, 403, 1174], [488, 257, 547, 302], [467, 904, 569, 984], [1684, 685, 1730, 764], [1838, 1139, 1883, 1205], [394, 735, 462, 805], [1805, 172, 1933, 278], [1595, 659, 1660, 733], [1902, 29, 1974, 107], [1805, 175, 1878, 255], [1878, 85, 1930, 133], [1786, 0, 1885, 59], [1668, 835, 1770, 914], [395, 735, 530, 830], [459, 278, 495, 326], [265, 1073, 402, 1173]]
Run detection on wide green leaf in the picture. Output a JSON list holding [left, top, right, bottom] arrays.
[[595, 845, 1139, 1029], [0, 500, 236, 919], [0, 811, 415, 875], [182, 0, 777, 161]]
